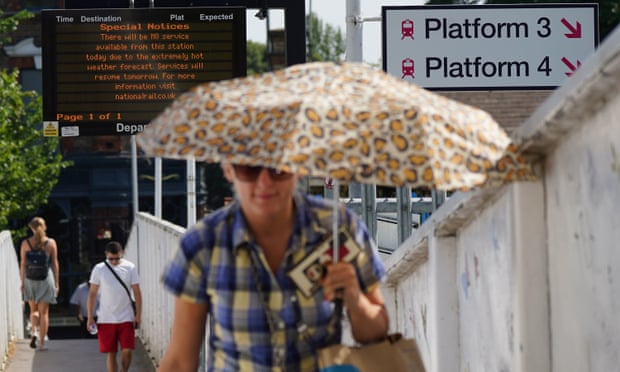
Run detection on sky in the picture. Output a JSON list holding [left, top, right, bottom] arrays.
[[246, 0, 425, 65]]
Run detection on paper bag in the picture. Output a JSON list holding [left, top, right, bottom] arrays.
[[318, 333, 426, 372]]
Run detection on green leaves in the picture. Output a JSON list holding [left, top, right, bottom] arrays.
[[1, 10, 71, 232], [247, 40, 267, 75], [0, 69, 71, 231], [0, 9, 34, 46], [306, 12, 345, 63]]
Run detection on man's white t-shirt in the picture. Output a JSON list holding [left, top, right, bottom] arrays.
[[90, 259, 139, 323]]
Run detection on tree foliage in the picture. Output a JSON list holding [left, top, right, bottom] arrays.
[[247, 40, 267, 75], [306, 12, 346, 62], [596, 0, 620, 39], [0, 10, 32, 45], [425, 0, 619, 41], [0, 11, 72, 235], [245, 13, 345, 76]]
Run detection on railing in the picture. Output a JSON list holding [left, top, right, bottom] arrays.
[[123, 212, 186, 369], [0, 231, 24, 371]]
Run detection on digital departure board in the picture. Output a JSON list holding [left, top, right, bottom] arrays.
[[42, 7, 247, 136]]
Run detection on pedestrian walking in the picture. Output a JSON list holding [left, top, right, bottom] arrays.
[[20, 216, 59, 351], [88, 241, 142, 372], [70, 276, 99, 338], [157, 164, 389, 371]]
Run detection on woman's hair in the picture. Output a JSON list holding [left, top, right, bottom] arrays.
[[28, 216, 47, 245]]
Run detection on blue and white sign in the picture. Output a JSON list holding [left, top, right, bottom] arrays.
[[382, 4, 598, 90]]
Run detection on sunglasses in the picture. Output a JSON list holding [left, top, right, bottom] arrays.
[[232, 165, 294, 182]]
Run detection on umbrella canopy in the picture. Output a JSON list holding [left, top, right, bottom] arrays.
[[137, 62, 534, 191]]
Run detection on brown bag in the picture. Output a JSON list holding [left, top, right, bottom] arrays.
[[318, 333, 426, 372]]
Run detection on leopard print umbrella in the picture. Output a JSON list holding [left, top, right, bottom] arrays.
[[137, 62, 534, 191]]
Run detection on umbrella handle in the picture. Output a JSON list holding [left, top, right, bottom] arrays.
[[327, 180, 344, 343], [334, 287, 344, 304], [326, 288, 345, 344], [333, 289, 344, 320], [332, 179, 340, 262]]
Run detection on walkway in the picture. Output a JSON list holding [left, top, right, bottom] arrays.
[[4, 337, 156, 372]]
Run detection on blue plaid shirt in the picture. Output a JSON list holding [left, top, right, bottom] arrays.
[[161, 193, 385, 371]]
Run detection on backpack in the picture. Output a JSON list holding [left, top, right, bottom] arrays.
[[25, 240, 50, 280]]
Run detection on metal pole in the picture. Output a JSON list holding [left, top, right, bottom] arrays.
[[396, 186, 412, 244], [332, 179, 340, 261], [432, 190, 446, 211], [186, 159, 199, 371], [284, 0, 306, 66], [142, 0, 159, 220], [130, 135, 140, 274], [187, 158, 197, 227], [266, 10, 271, 71], [345, 0, 362, 62], [344, 0, 361, 201], [307, 0, 312, 61], [362, 183, 377, 242], [346, 0, 377, 241], [155, 158, 162, 218], [131, 136, 139, 219]]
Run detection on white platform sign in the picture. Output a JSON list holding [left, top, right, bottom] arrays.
[[383, 4, 598, 90]]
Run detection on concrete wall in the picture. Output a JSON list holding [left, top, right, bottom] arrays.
[[543, 64, 620, 372], [382, 25, 620, 372]]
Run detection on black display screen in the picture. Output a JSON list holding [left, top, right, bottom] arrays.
[[42, 7, 246, 136]]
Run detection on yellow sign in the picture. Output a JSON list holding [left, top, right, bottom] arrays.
[[43, 121, 58, 137]]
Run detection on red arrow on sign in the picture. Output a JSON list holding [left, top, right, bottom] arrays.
[[561, 18, 582, 38], [561, 57, 582, 76]]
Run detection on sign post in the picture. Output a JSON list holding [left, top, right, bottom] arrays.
[[383, 4, 598, 90]]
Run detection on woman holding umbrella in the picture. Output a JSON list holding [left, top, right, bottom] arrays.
[[140, 62, 533, 371], [158, 163, 389, 371]]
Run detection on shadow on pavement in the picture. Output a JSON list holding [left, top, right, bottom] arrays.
[[6, 328, 156, 372]]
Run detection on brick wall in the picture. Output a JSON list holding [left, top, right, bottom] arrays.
[[440, 90, 553, 134]]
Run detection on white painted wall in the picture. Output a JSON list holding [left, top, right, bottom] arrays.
[[382, 24, 620, 372], [457, 194, 519, 372], [124, 214, 185, 368], [544, 84, 620, 372], [0, 231, 24, 371]]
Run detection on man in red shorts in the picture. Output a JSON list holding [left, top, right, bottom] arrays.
[[87, 241, 142, 372]]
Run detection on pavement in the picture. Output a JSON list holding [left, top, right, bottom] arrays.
[[4, 337, 157, 372]]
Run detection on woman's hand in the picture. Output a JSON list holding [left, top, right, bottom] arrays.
[[321, 261, 390, 343], [321, 261, 363, 310]]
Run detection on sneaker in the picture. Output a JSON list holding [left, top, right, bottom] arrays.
[[38, 345, 48, 351], [29, 335, 37, 349]]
